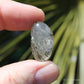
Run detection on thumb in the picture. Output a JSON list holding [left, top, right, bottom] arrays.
[[0, 60, 59, 84]]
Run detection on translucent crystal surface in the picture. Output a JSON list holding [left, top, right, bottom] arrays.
[[31, 22, 54, 61]]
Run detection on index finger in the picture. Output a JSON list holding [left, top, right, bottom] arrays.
[[0, 0, 45, 31]]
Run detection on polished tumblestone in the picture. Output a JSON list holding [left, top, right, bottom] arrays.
[[31, 22, 54, 61]]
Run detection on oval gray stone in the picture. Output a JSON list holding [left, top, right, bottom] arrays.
[[31, 22, 54, 61]]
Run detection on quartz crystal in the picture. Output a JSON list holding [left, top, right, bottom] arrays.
[[31, 22, 54, 61]]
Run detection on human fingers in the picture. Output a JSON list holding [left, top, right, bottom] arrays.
[[0, 60, 59, 84], [0, 0, 45, 31]]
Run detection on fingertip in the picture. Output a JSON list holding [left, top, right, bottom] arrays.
[[35, 61, 59, 84], [0, 1, 45, 31]]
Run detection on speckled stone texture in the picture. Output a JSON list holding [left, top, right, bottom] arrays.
[[31, 22, 54, 61]]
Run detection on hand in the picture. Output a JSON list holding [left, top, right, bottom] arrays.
[[0, 0, 59, 84]]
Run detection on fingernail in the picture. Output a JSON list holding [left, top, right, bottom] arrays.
[[35, 63, 59, 84], [38, 8, 45, 21]]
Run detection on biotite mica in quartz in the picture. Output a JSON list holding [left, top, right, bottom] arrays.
[[31, 22, 54, 61]]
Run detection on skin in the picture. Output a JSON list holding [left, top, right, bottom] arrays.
[[0, 0, 59, 84]]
